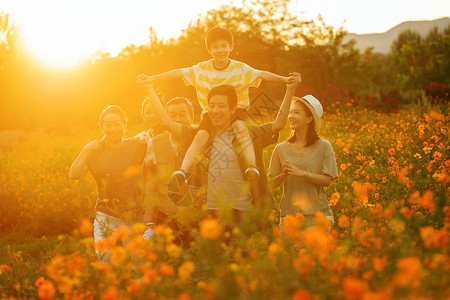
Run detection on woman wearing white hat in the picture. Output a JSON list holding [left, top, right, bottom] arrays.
[[268, 95, 338, 230]]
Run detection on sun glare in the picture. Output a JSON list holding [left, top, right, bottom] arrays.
[[24, 40, 87, 68]]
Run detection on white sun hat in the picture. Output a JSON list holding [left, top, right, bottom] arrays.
[[293, 95, 323, 132]]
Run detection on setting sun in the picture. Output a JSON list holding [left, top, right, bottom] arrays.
[[2, 0, 237, 67]]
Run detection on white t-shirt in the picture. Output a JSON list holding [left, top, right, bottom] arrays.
[[206, 131, 252, 211]]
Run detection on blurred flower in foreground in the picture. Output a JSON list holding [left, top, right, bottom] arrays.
[[200, 218, 221, 240]]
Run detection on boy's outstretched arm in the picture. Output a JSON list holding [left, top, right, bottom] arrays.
[[143, 83, 184, 139], [271, 73, 302, 134], [260, 71, 289, 83], [137, 69, 182, 85]]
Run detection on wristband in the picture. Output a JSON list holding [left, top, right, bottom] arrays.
[[146, 222, 155, 228], [309, 173, 312, 179], [173, 170, 188, 184], [245, 167, 260, 177]]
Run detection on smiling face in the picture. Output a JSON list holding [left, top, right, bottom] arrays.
[[142, 102, 158, 128], [167, 102, 192, 127], [101, 112, 125, 143], [208, 94, 236, 132], [207, 39, 233, 65], [289, 101, 313, 131]]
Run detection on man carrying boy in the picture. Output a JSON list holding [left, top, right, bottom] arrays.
[[136, 26, 300, 186], [197, 78, 301, 232]]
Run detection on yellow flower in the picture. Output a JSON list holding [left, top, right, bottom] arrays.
[[132, 223, 147, 235], [178, 261, 195, 282], [166, 243, 182, 258]]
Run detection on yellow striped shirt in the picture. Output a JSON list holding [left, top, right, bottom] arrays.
[[180, 59, 262, 111]]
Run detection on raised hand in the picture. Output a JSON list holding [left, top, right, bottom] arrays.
[[136, 74, 153, 85], [286, 72, 302, 85]]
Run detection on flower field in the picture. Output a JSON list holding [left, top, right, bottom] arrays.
[[0, 100, 448, 299]]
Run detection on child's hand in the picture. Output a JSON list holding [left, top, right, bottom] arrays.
[[286, 72, 301, 84], [286, 72, 302, 89], [136, 74, 153, 85]]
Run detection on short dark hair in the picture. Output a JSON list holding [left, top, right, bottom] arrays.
[[205, 26, 233, 49], [98, 105, 127, 127], [166, 97, 194, 119], [287, 101, 319, 146], [207, 85, 237, 109]]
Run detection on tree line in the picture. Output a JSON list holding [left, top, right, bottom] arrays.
[[0, 0, 449, 131]]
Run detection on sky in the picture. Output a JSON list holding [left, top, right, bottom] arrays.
[[1, 0, 449, 67]]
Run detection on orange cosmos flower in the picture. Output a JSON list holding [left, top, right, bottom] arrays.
[[79, 218, 93, 236], [0, 264, 9, 274], [342, 277, 367, 300], [111, 226, 130, 240], [100, 287, 118, 300], [140, 267, 157, 284], [91, 261, 112, 273], [268, 242, 283, 258], [292, 289, 313, 300], [432, 151, 442, 161], [126, 280, 142, 295], [293, 254, 314, 275], [372, 256, 388, 272], [109, 246, 127, 266], [397, 167, 408, 182], [159, 263, 174, 276], [429, 110, 445, 121], [337, 215, 350, 227], [178, 292, 192, 300], [95, 237, 116, 253], [420, 191, 435, 211], [329, 191, 340, 206], [200, 218, 221, 240], [36, 279, 56, 300], [420, 226, 448, 249], [282, 214, 302, 242], [399, 206, 413, 219], [392, 257, 421, 287]]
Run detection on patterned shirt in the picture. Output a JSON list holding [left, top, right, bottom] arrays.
[[180, 59, 262, 111]]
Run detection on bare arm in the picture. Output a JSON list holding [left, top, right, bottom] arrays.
[[144, 83, 184, 138], [284, 161, 333, 187], [68, 140, 100, 179], [137, 69, 182, 85], [269, 172, 287, 189], [272, 74, 301, 134], [260, 71, 289, 83]]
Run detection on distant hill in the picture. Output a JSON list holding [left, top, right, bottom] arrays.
[[343, 17, 450, 54]]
